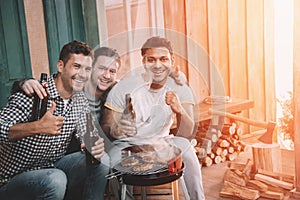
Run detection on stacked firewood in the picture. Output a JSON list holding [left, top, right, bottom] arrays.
[[220, 159, 295, 200], [194, 123, 247, 167]]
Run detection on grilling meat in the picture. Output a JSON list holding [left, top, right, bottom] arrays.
[[121, 156, 139, 167], [135, 151, 153, 157], [141, 155, 156, 163], [118, 144, 182, 174], [132, 163, 154, 172]]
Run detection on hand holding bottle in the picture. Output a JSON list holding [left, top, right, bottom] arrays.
[[83, 112, 101, 165], [122, 93, 136, 122], [29, 73, 49, 121], [82, 137, 105, 160], [118, 94, 137, 137], [22, 79, 48, 99]]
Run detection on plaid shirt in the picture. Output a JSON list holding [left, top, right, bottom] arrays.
[[0, 74, 89, 186]]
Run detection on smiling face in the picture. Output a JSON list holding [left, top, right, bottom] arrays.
[[143, 47, 174, 87], [57, 53, 93, 97], [91, 55, 119, 92]]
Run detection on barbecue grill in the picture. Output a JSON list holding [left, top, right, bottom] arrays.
[[106, 144, 190, 200]]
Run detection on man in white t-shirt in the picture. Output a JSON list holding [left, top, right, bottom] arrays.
[[101, 36, 205, 200]]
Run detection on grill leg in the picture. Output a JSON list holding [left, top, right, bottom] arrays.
[[109, 177, 120, 200], [121, 184, 127, 200], [179, 176, 190, 200], [141, 186, 147, 200], [171, 180, 179, 200]]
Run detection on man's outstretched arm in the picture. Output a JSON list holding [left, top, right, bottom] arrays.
[[11, 78, 47, 99]]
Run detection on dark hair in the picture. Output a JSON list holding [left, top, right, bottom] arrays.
[[141, 36, 173, 56], [59, 40, 93, 65], [93, 47, 121, 67]]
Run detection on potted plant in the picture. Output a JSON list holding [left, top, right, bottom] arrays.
[[277, 91, 294, 149]]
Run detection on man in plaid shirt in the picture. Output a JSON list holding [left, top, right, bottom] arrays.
[[0, 40, 109, 200]]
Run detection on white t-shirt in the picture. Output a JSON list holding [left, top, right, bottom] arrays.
[[105, 74, 195, 141]]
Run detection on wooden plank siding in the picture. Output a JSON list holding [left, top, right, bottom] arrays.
[[207, 0, 229, 97], [17, 0, 278, 132], [293, 0, 300, 194], [263, 0, 276, 124], [176, 0, 276, 129], [227, 0, 249, 132], [185, 0, 210, 102], [101, 0, 277, 131], [246, 0, 267, 132], [163, 0, 188, 79], [228, 0, 248, 100], [16, 0, 300, 196], [23, 0, 49, 79], [162, 0, 276, 133]]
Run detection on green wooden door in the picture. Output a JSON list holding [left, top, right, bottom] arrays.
[[0, 0, 99, 109], [0, 0, 32, 109], [43, 0, 88, 73]]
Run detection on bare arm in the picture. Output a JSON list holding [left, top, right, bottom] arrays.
[[176, 103, 194, 138], [11, 78, 32, 95], [8, 102, 64, 141], [22, 79, 48, 99], [165, 91, 195, 138], [11, 78, 48, 99]]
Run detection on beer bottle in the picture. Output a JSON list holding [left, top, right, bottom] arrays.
[[84, 112, 101, 165], [30, 73, 48, 121], [123, 93, 136, 122]]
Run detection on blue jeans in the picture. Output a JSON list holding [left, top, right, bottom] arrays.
[[0, 152, 109, 200]]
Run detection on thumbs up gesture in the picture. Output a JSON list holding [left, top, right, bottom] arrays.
[[39, 102, 64, 135]]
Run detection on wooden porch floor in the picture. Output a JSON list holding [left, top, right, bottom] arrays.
[[201, 137, 296, 200]]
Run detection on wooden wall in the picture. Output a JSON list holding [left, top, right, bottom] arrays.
[[293, 0, 300, 194], [163, 0, 277, 132], [16, 0, 300, 193], [20, 0, 285, 133]]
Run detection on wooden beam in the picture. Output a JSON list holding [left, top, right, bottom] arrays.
[[207, 0, 229, 96], [246, 0, 266, 133], [185, 0, 210, 102], [23, 0, 49, 78], [163, 0, 188, 77], [95, 0, 108, 45], [263, 0, 276, 123], [293, 0, 300, 196], [228, 0, 247, 98]]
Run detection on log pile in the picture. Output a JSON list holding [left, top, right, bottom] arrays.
[[220, 159, 295, 200], [194, 123, 246, 167]]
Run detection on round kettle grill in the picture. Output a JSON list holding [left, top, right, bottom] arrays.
[[110, 144, 184, 186], [120, 163, 184, 186], [106, 144, 190, 200]]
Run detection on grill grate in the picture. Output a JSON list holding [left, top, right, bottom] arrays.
[[113, 155, 168, 175]]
